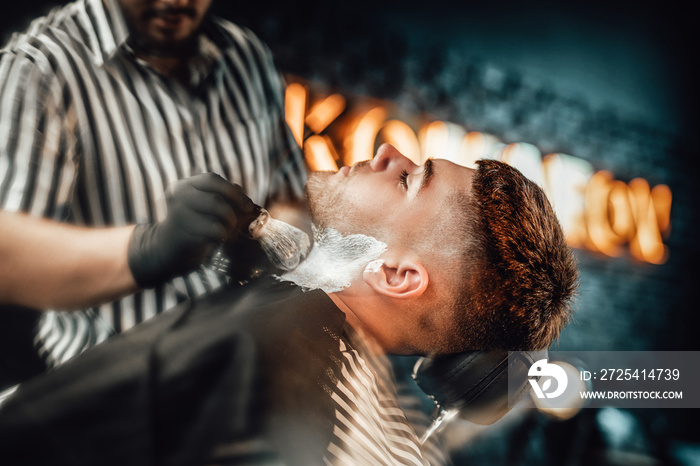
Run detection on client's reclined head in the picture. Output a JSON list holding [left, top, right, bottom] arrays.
[[304, 143, 578, 356]]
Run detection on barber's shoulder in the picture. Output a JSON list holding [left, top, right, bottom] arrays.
[[208, 16, 274, 63], [209, 16, 258, 41], [1, 2, 89, 76]]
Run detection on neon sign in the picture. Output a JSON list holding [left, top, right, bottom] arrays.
[[284, 81, 672, 264]]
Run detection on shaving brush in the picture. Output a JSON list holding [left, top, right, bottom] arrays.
[[210, 204, 311, 275]]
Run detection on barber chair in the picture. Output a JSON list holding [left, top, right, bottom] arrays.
[[412, 349, 547, 441]]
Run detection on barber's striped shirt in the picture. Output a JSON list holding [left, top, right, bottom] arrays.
[[0, 0, 306, 368]]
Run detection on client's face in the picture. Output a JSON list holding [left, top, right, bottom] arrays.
[[305, 144, 475, 251]]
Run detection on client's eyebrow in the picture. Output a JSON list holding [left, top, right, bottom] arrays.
[[417, 158, 435, 195]]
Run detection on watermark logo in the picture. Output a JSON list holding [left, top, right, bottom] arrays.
[[529, 359, 568, 399], [510, 351, 699, 409]]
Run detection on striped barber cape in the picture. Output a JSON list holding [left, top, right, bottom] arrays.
[[323, 330, 447, 466]]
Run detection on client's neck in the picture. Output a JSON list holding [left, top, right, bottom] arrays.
[[328, 292, 387, 356]]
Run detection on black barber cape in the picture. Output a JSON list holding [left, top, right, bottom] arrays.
[[0, 276, 347, 465]]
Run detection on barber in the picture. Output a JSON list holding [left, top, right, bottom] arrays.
[[0, 0, 306, 390]]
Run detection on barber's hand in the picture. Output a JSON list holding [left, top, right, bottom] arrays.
[[127, 173, 257, 288]]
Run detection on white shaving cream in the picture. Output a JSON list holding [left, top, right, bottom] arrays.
[[277, 227, 387, 293]]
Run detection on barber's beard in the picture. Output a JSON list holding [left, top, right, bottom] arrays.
[[127, 30, 199, 59], [126, 6, 202, 59]]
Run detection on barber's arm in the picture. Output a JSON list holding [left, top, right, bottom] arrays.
[[0, 53, 141, 311], [0, 173, 258, 310], [0, 211, 137, 310]]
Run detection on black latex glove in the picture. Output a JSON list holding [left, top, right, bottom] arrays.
[[127, 173, 258, 288]]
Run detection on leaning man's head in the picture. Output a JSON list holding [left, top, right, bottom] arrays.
[[305, 144, 578, 355]]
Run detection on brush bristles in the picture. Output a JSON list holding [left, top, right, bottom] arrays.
[[256, 217, 311, 271], [209, 208, 311, 275]]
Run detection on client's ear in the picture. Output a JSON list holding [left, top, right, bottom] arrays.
[[363, 255, 429, 299]]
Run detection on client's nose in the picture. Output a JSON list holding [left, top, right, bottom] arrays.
[[371, 144, 416, 172]]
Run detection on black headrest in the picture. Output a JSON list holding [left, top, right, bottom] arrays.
[[412, 349, 547, 425]]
